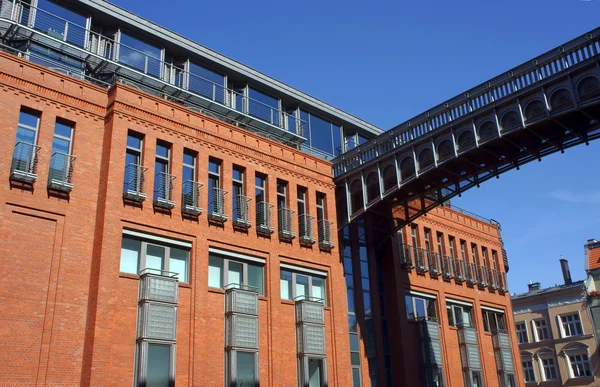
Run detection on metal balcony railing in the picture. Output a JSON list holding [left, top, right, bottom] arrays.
[[318, 219, 335, 250], [488, 268, 500, 290], [428, 252, 442, 277], [477, 266, 489, 288], [2, 1, 308, 145], [255, 201, 274, 234], [466, 262, 478, 286], [153, 172, 176, 209], [10, 141, 40, 183], [123, 163, 147, 202], [415, 247, 429, 274], [399, 244, 415, 269], [278, 207, 295, 240], [208, 187, 227, 222], [499, 272, 508, 293], [47, 151, 75, 192], [181, 180, 203, 216], [298, 213, 315, 245], [441, 255, 454, 279], [233, 194, 252, 228], [454, 259, 467, 282]]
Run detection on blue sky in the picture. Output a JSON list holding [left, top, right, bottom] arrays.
[[111, 0, 600, 294]]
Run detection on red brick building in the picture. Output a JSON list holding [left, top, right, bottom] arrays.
[[0, 0, 522, 386]]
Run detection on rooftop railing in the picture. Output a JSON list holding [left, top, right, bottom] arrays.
[[332, 26, 600, 177]]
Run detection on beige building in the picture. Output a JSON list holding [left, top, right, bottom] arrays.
[[511, 260, 599, 386]]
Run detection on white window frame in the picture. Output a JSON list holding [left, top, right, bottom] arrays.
[[531, 318, 550, 342], [208, 248, 265, 295], [405, 291, 437, 321], [537, 354, 558, 382], [516, 321, 529, 344], [566, 352, 592, 379], [522, 359, 536, 383], [557, 312, 584, 338], [279, 263, 327, 304]]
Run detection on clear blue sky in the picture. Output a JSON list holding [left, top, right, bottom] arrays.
[[111, 0, 600, 294]]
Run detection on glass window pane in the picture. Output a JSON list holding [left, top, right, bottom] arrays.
[[350, 333, 360, 352], [415, 298, 426, 319], [363, 291, 371, 315], [127, 134, 142, 150], [188, 62, 225, 103], [309, 114, 334, 156], [228, 261, 243, 287], [208, 255, 223, 288], [296, 274, 309, 299], [352, 368, 361, 387], [146, 245, 166, 271], [405, 295, 415, 320], [120, 237, 140, 274], [147, 344, 170, 387], [348, 315, 358, 333], [236, 352, 255, 386], [347, 289, 355, 313], [19, 110, 40, 128], [53, 121, 72, 139], [247, 263, 264, 295], [454, 306, 464, 326], [15, 127, 36, 145], [426, 299, 436, 319], [312, 277, 325, 302], [308, 358, 322, 387], [280, 270, 292, 300], [119, 33, 161, 77], [351, 352, 361, 366], [169, 248, 188, 283], [51, 136, 70, 155]]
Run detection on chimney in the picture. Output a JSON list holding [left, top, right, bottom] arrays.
[[528, 282, 541, 292], [560, 257, 572, 285]]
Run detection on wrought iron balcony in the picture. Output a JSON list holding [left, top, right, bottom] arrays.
[[454, 259, 467, 282], [298, 213, 316, 245], [233, 194, 252, 229], [153, 172, 176, 209], [47, 151, 75, 192], [428, 251, 442, 277], [10, 141, 40, 184], [488, 268, 500, 290], [0, 1, 308, 146], [466, 262, 478, 286], [441, 255, 454, 279], [255, 201, 274, 234], [181, 180, 203, 216], [208, 187, 227, 222], [477, 266, 489, 288], [399, 243, 415, 269], [278, 207, 295, 240], [415, 247, 429, 274], [123, 163, 147, 202], [318, 219, 335, 250]]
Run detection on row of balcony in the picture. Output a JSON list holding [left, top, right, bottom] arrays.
[[123, 164, 335, 249], [399, 244, 508, 292], [10, 142, 75, 192]]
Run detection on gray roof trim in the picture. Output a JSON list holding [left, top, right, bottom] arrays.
[[78, 0, 383, 135]]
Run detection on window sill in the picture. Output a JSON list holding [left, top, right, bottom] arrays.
[[208, 287, 225, 295], [119, 272, 191, 287], [281, 299, 295, 305]]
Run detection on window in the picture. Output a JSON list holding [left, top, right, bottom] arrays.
[[460, 240, 467, 262], [232, 166, 248, 223], [424, 229, 432, 251], [136, 342, 174, 387], [516, 322, 529, 344], [481, 247, 489, 268], [208, 158, 224, 216], [411, 225, 419, 247], [226, 350, 258, 387], [120, 233, 190, 283], [277, 180, 292, 235], [436, 232, 444, 254], [188, 61, 225, 104], [533, 319, 550, 341], [569, 354, 592, 378], [316, 193, 326, 223], [446, 302, 472, 327], [405, 293, 436, 321], [541, 357, 558, 380], [560, 313, 583, 337], [126, 131, 143, 167], [154, 141, 171, 203], [471, 244, 479, 265], [119, 32, 162, 77], [448, 236, 456, 259], [248, 87, 280, 126], [182, 149, 197, 183], [492, 250, 499, 271], [481, 309, 506, 332], [49, 119, 74, 184], [255, 173, 267, 204], [208, 251, 264, 295], [12, 109, 41, 176], [522, 360, 536, 382], [297, 186, 309, 238], [280, 266, 326, 303]]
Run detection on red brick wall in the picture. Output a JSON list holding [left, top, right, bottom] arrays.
[[589, 245, 600, 271], [0, 52, 351, 386]]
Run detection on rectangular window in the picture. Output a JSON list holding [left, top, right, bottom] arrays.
[[448, 236, 456, 259], [280, 267, 326, 303], [482, 247, 489, 268], [436, 232, 444, 254], [13, 109, 41, 178], [119, 32, 162, 77], [208, 251, 264, 295], [277, 179, 291, 235], [569, 354, 592, 377], [411, 225, 419, 247], [446, 302, 472, 327], [482, 309, 506, 332], [227, 350, 258, 386], [492, 250, 499, 271], [541, 357, 558, 380], [460, 240, 467, 261], [154, 141, 171, 202], [126, 131, 143, 167], [232, 165, 248, 224], [424, 229, 432, 251], [255, 173, 269, 228], [248, 87, 280, 126], [188, 61, 225, 104], [471, 244, 479, 265], [405, 293, 436, 321], [208, 158, 223, 216], [316, 193, 326, 222], [534, 319, 550, 341], [136, 342, 174, 387], [49, 119, 74, 184], [119, 233, 190, 283], [561, 313, 583, 337], [35, 0, 88, 47], [182, 149, 197, 183], [308, 113, 334, 156], [516, 322, 528, 344], [522, 360, 536, 382], [15, 109, 40, 146]]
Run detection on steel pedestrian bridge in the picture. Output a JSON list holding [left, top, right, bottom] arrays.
[[333, 28, 600, 234]]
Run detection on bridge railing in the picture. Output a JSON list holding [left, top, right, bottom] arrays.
[[332, 27, 600, 178]]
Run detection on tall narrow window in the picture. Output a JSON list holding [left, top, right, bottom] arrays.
[[460, 240, 467, 262], [411, 225, 419, 247], [123, 131, 145, 199], [12, 109, 41, 181], [208, 158, 225, 219], [48, 119, 74, 189], [436, 232, 444, 254], [232, 166, 249, 226], [516, 322, 529, 344], [522, 360, 536, 382], [182, 149, 196, 182], [297, 187, 311, 242], [481, 247, 489, 268], [154, 141, 173, 206], [448, 236, 456, 259], [255, 173, 272, 231], [492, 250, 499, 271], [181, 149, 201, 215], [316, 193, 332, 248], [471, 244, 480, 265], [424, 228, 432, 251], [277, 179, 293, 238]]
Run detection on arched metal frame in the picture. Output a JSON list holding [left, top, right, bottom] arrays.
[[576, 75, 600, 102], [549, 88, 573, 110]]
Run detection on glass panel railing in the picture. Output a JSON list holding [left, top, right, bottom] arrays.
[[48, 151, 75, 192], [181, 180, 202, 216]]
